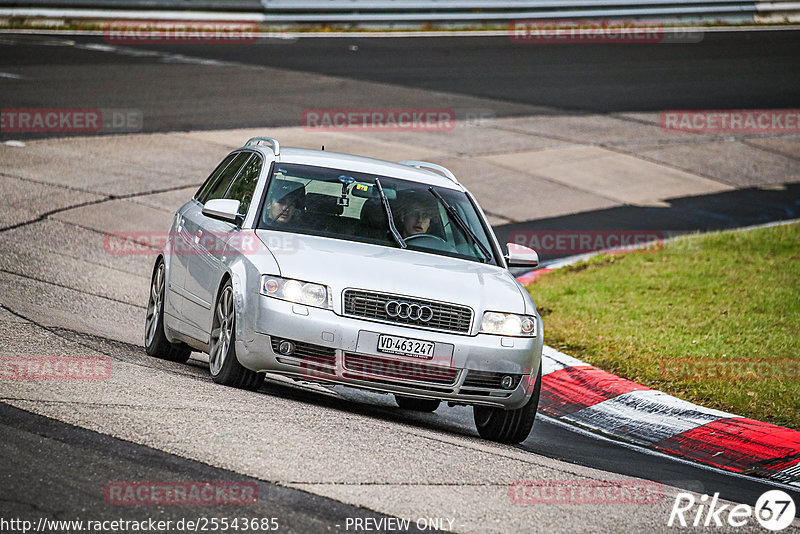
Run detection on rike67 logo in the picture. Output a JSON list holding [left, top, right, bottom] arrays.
[[668, 489, 796, 531]]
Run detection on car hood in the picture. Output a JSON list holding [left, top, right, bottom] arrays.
[[256, 230, 527, 315]]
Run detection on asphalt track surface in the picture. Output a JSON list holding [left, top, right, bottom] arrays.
[[1, 401, 428, 533], [2, 30, 799, 243], [3, 324, 798, 528], [496, 183, 800, 263], [130, 30, 800, 114], [1, 30, 799, 133], [1, 29, 799, 533]]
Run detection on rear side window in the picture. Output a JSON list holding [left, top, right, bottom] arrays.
[[199, 152, 251, 204], [223, 154, 263, 216]]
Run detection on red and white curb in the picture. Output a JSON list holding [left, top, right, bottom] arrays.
[[517, 221, 800, 487], [538, 347, 800, 487]]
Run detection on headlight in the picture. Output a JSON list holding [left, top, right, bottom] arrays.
[[260, 275, 331, 309], [480, 311, 537, 337]]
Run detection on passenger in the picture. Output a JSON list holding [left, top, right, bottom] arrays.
[[264, 180, 305, 226]]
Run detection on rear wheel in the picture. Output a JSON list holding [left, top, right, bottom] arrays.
[[208, 281, 263, 391], [144, 259, 191, 363], [473, 365, 541, 444], [395, 395, 440, 412]]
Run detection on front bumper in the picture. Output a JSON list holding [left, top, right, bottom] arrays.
[[235, 296, 542, 409]]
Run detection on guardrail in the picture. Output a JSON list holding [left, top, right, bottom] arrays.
[[1, 0, 798, 23], [0, 0, 263, 10]]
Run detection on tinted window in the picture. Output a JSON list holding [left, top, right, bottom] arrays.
[[195, 153, 237, 203], [223, 154, 262, 216], [199, 152, 251, 204], [257, 163, 496, 264]]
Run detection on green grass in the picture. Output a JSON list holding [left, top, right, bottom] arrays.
[[527, 222, 800, 430]]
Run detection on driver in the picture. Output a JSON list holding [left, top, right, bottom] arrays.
[[264, 179, 305, 226], [394, 191, 439, 238]]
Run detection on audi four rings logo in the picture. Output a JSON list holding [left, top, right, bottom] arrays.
[[385, 300, 434, 322]]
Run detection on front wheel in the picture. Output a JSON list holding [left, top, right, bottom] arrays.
[[144, 259, 191, 363], [208, 281, 263, 391], [473, 365, 541, 444]]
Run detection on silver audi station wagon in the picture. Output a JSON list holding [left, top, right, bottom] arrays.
[[145, 137, 543, 443]]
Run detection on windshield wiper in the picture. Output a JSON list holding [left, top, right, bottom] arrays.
[[428, 187, 492, 263], [374, 178, 407, 249]]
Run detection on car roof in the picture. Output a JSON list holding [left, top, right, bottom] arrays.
[[251, 146, 464, 192]]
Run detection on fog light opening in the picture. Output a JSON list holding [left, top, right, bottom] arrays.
[[500, 375, 515, 390], [278, 340, 296, 355]]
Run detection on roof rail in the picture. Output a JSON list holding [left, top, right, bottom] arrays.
[[245, 137, 280, 156], [398, 161, 460, 185]]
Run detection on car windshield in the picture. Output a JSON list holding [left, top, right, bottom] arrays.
[[257, 163, 497, 264]]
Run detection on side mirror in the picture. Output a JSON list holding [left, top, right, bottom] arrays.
[[505, 243, 539, 268], [202, 199, 243, 224]]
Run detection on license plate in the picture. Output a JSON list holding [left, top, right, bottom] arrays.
[[377, 334, 435, 359]]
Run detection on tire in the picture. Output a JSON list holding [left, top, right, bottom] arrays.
[[473, 365, 542, 444], [145, 259, 191, 363], [208, 280, 263, 391], [395, 395, 440, 412]]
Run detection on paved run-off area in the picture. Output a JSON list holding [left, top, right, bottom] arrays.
[[0, 117, 798, 532]]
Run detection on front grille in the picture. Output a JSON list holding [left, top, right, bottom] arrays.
[[462, 370, 522, 390], [270, 337, 336, 371], [342, 289, 472, 334], [343, 353, 459, 385]]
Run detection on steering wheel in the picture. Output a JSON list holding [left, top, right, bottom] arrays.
[[404, 233, 458, 252], [404, 233, 447, 244]]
